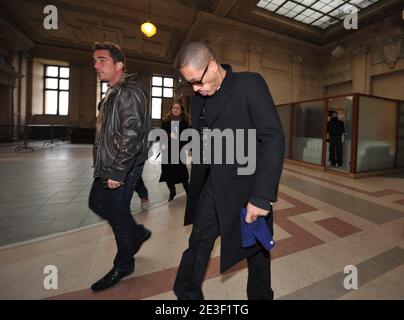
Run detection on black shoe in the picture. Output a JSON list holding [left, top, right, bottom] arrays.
[[133, 229, 152, 255], [168, 191, 176, 201], [91, 267, 134, 291]]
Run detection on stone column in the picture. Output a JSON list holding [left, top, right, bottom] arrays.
[[0, 50, 19, 141], [351, 46, 370, 94], [291, 55, 303, 102], [247, 45, 262, 73]]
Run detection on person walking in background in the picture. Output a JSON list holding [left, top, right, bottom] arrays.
[[159, 102, 190, 201]]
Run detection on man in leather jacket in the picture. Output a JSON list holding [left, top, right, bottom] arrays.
[[89, 42, 152, 291]]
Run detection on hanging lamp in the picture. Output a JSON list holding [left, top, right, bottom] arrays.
[[141, 0, 157, 37]]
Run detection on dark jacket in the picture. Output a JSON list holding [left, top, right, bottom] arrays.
[[159, 119, 190, 184], [327, 118, 345, 137], [185, 65, 285, 272], [93, 73, 151, 183]]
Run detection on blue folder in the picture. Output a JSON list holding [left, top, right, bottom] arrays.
[[240, 207, 275, 251]]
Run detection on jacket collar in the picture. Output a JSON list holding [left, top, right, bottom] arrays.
[[108, 73, 139, 92], [205, 64, 234, 126]]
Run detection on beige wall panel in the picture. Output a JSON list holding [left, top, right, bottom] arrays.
[[300, 75, 323, 100], [326, 58, 352, 77], [221, 41, 248, 67], [261, 69, 291, 105], [325, 81, 353, 97], [371, 70, 404, 100], [261, 55, 290, 73]]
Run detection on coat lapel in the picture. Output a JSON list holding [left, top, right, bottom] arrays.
[[206, 65, 234, 127], [190, 95, 204, 130]]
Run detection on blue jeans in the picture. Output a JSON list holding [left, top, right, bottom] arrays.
[[134, 176, 148, 199], [89, 165, 147, 271]]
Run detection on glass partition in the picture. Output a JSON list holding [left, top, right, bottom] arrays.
[[398, 102, 404, 168], [277, 105, 291, 158], [357, 96, 397, 172], [327, 96, 353, 172], [291, 100, 324, 165], [276, 94, 403, 174]]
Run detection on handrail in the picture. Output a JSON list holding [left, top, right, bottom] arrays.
[[0, 124, 74, 152]]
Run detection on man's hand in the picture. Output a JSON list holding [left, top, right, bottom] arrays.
[[107, 179, 123, 189], [245, 202, 270, 224]]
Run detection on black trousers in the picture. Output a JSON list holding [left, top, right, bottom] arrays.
[[89, 165, 147, 271], [173, 174, 273, 300], [135, 176, 149, 199], [166, 181, 189, 196], [329, 136, 343, 166]]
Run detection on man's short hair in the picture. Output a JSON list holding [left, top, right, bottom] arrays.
[[176, 41, 217, 70], [93, 42, 126, 68]]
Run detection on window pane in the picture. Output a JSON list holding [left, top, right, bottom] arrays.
[[59, 67, 69, 78], [59, 79, 69, 90], [291, 100, 324, 165], [59, 92, 69, 115], [151, 97, 162, 119], [46, 66, 58, 77], [45, 78, 58, 89], [163, 88, 173, 98], [357, 96, 397, 172], [152, 76, 162, 86], [45, 90, 58, 115], [152, 87, 162, 97], [164, 77, 173, 87]]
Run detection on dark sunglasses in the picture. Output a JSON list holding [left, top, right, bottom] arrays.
[[184, 60, 213, 86]]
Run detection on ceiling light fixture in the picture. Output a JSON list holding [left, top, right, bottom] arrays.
[[141, 0, 157, 38]]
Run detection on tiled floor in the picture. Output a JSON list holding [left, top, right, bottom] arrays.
[[0, 142, 403, 300], [0, 142, 185, 246]]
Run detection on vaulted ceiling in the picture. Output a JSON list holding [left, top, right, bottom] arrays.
[[0, 0, 402, 64]]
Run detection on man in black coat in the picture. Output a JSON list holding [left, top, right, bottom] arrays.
[[173, 42, 285, 300], [327, 110, 345, 167]]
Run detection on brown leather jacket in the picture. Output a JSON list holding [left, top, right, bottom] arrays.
[[93, 73, 151, 183]]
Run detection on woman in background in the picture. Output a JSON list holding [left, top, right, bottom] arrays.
[[159, 102, 190, 201]]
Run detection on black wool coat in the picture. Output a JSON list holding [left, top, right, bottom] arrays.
[[185, 64, 285, 272], [159, 120, 190, 184]]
